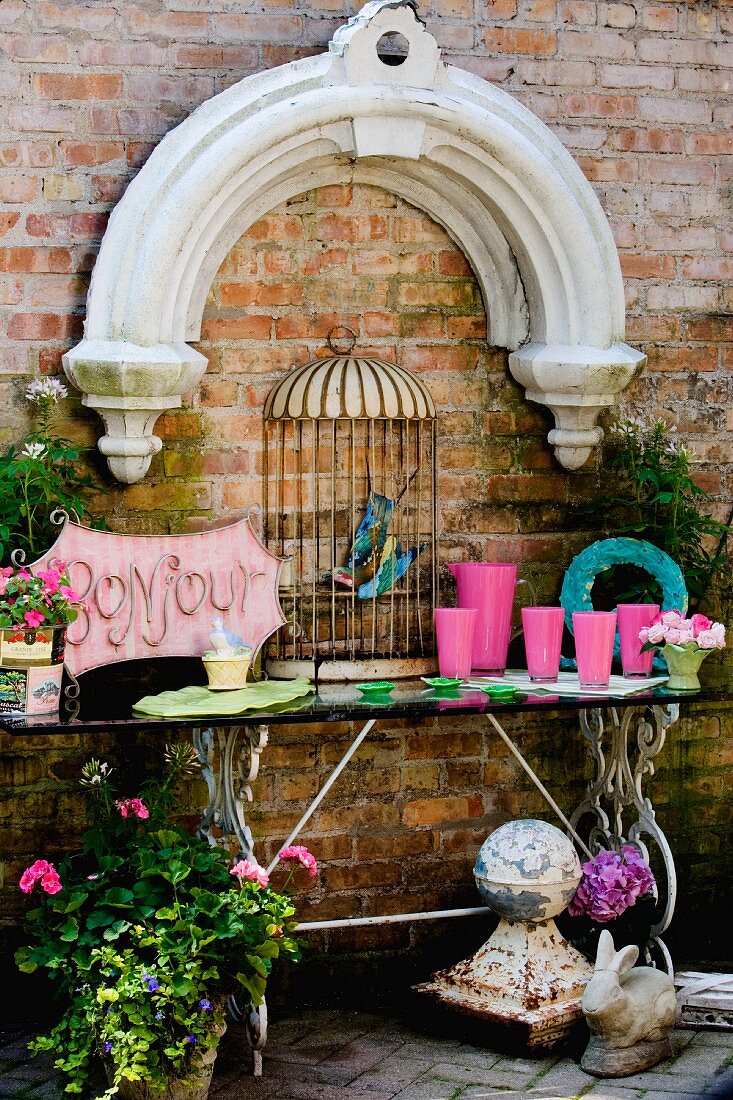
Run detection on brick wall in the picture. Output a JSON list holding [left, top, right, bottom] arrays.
[[1, 0, 732, 979]]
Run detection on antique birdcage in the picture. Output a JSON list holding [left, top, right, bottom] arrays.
[[263, 331, 438, 681]]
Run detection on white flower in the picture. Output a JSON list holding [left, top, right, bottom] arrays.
[[21, 442, 47, 460], [25, 378, 68, 405]]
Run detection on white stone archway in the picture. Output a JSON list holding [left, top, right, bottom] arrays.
[[64, 0, 644, 483]]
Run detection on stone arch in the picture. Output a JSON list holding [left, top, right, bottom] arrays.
[[64, 0, 644, 483]]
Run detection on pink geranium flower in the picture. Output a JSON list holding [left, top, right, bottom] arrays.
[[116, 798, 150, 820], [23, 609, 45, 628], [41, 870, 63, 895], [230, 859, 270, 888], [19, 859, 62, 895], [279, 845, 318, 877]]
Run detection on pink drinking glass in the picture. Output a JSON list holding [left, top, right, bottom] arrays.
[[434, 608, 477, 679], [617, 603, 660, 678], [521, 606, 564, 682], [572, 611, 617, 689]]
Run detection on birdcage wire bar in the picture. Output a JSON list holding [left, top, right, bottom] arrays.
[[263, 364, 438, 681]]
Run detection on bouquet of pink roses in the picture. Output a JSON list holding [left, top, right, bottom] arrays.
[[639, 609, 725, 652]]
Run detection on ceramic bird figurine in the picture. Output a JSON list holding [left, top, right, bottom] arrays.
[[210, 617, 246, 656]]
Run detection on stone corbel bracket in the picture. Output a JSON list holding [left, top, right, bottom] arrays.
[[64, 0, 645, 482]]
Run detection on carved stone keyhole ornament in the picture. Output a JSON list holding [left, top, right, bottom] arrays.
[[63, 0, 645, 484]]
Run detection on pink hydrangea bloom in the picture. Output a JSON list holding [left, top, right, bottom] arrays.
[[23, 610, 45, 628], [116, 798, 150, 820], [19, 859, 61, 895], [568, 845, 655, 923], [279, 845, 318, 877], [230, 859, 270, 888]]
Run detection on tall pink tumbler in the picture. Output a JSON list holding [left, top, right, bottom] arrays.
[[572, 611, 617, 689], [434, 608, 477, 679], [522, 606, 564, 682], [447, 563, 517, 675], [617, 603, 660, 678]]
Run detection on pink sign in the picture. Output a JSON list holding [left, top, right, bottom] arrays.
[[31, 515, 286, 676]]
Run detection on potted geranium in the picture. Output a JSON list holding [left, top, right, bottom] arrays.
[[15, 744, 314, 1100], [0, 562, 84, 715], [640, 609, 726, 691]]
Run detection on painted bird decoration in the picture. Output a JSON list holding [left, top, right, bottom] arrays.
[[331, 472, 426, 599], [210, 617, 246, 655]]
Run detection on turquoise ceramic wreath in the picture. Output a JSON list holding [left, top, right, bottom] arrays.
[[560, 537, 688, 670]]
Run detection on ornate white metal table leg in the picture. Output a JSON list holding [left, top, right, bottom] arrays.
[[192, 723, 268, 857], [192, 724, 270, 1072], [570, 704, 680, 973]]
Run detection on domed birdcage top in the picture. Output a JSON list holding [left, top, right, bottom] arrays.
[[263, 354, 436, 421]]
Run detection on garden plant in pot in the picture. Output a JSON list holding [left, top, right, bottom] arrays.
[[0, 562, 83, 715], [15, 745, 314, 1100], [639, 609, 726, 691]]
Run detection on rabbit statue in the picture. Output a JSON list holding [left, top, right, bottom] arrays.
[[581, 929, 677, 1077]]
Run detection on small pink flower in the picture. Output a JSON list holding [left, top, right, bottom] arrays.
[[41, 871, 62, 895], [655, 609, 682, 627], [665, 627, 683, 645], [0, 566, 14, 578], [690, 614, 712, 637], [697, 628, 724, 650], [676, 629, 694, 645], [646, 622, 666, 644], [279, 845, 318, 877], [230, 859, 270, 888], [37, 569, 61, 594], [116, 798, 149, 820], [59, 585, 79, 602], [23, 610, 45, 628], [19, 859, 60, 895], [17, 569, 31, 582]]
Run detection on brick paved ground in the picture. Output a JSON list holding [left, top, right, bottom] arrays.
[[2, 1008, 733, 1100]]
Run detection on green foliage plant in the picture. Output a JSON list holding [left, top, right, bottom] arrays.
[[583, 417, 728, 604], [0, 379, 98, 564], [15, 745, 305, 1098]]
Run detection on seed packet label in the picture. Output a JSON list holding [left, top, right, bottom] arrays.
[[0, 664, 63, 715]]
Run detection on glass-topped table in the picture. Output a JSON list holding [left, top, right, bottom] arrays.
[[2, 664, 731, 734]]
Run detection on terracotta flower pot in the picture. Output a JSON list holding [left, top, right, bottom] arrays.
[[662, 643, 711, 692]]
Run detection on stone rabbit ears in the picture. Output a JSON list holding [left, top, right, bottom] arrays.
[[595, 929, 640, 975]]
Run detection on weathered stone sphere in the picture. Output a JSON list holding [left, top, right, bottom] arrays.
[[473, 819, 582, 924]]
